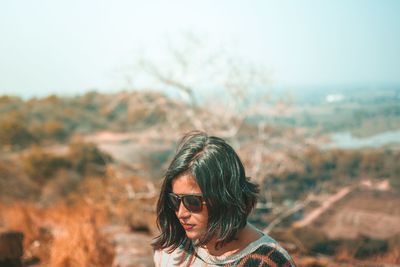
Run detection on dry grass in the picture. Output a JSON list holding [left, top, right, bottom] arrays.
[[0, 201, 114, 267], [72, 174, 158, 234], [0, 174, 158, 267]]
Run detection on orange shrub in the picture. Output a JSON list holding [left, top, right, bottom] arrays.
[[0, 202, 114, 267]]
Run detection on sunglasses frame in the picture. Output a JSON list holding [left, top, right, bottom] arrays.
[[168, 192, 206, 213]]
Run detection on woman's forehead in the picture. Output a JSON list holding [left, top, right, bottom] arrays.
[[171, 173, 202, 194]]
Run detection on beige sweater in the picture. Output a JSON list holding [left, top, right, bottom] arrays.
[[154, 233, 295, 267]]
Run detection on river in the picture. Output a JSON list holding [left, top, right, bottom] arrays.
[[322, 129, 400, 149]]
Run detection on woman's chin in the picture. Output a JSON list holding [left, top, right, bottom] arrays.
[[186, 232, 198, 240], [185, 229, 203, 240]]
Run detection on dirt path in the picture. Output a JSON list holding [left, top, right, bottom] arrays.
[[292, 186, 352, 228]]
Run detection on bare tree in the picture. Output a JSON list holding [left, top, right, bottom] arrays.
[[123, 33, 295, 209], [128, 34, 274, 137]]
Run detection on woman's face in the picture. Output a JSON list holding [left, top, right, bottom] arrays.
[[171, 173, 209, 240]]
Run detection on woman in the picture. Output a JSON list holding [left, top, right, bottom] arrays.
[[152, 131, 295, 266]]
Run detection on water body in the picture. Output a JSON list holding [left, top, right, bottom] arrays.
[[322, 130, 400, 149]]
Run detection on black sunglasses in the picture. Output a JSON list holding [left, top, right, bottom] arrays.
[[168, 192, 206, 213]]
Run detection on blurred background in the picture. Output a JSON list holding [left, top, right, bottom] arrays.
[[0, 1, 399, 266]]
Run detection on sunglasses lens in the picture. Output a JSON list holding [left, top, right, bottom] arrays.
[[183, 196, 202, 212], [168, 194, 180, 211], [168, 193, 204, 212]]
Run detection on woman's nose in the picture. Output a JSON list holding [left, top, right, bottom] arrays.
[[176, 201, 190, 218]]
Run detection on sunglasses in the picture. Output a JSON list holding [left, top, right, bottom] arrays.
[[168, 192, 206, 213]]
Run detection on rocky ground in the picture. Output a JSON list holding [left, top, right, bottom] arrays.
[[102, 225, 154, 267]]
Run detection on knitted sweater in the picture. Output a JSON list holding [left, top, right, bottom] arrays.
[[154, 233, 295, 267]]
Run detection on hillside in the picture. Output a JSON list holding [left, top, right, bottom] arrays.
[[0, 89, 399, 266]]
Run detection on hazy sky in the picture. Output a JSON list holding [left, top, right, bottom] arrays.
[[1, 0, 399, 98]]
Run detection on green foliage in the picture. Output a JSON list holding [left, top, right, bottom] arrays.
[[388, 233, 400, 251], [0, 141, 113, 201], [40, 170, 82, 204], [294, 228, 389, 258], [353, 235, 388, 258], [41, 121, 69, 142], [0, 91, 177, 150], [293, 227, 329, 253], [268, 148, 400, 200], [312, 239, 342, 255], [263, 86, 400, 137], [0, 160, 41, 201], [0, 111, 35, 148], [310, 235, 389, 258], [20, 142, 112, 187], [67, 142, 112, 177], [21, 146, 70, 185]]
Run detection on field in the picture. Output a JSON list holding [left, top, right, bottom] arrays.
[[318, 190, 400, 240]]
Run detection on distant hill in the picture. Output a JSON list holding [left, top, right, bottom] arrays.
[[251, 84, 400, 137], [0, 90, 194, 149]]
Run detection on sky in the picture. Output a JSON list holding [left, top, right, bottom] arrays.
[[0, 0, 399, 98]]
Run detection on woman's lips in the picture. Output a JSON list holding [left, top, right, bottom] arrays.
[[182, 224, 195, 231]]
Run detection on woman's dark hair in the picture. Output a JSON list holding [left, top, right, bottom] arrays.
[[152, 131, 259, 252]]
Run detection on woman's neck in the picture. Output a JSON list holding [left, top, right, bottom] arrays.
[[202, 223, 262, 257]]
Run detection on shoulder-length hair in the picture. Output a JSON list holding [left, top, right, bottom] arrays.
[[152, 131, 259, 252]]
